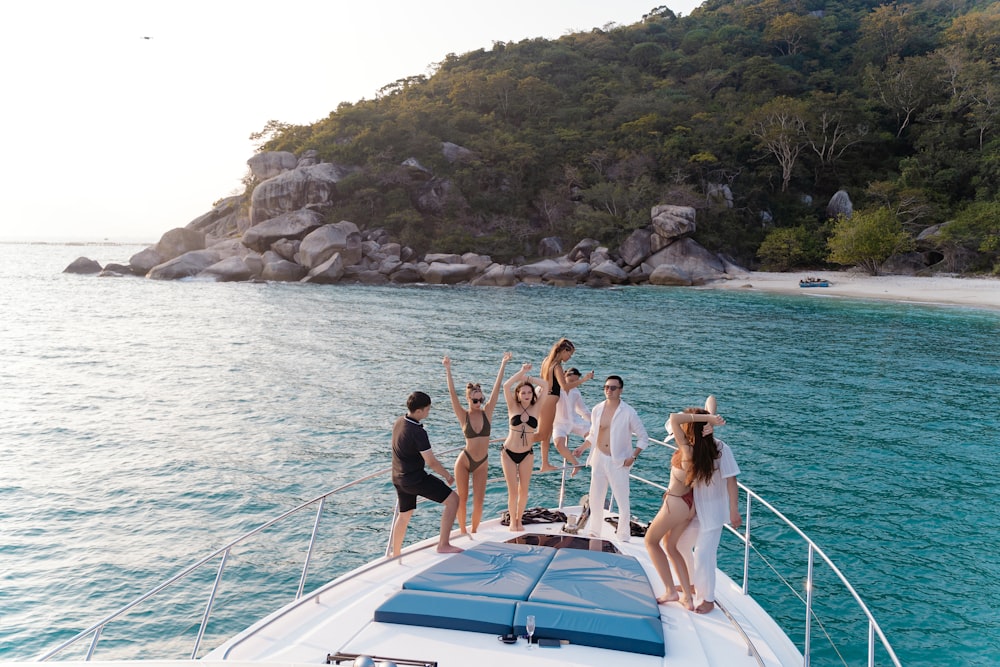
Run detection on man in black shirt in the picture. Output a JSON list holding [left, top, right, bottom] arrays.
[[390, 391, 462, 558]]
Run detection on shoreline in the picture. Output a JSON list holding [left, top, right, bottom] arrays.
[[701, 271, 1000, 311]]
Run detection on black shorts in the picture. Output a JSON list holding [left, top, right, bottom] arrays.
[[394, 474, 452, 513]]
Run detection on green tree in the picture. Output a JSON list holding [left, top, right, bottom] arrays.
[[757, 225, 823, 270], [827, 207, 915, 275]]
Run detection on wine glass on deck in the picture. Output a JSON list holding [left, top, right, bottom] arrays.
[[526, 615, 536, 649]]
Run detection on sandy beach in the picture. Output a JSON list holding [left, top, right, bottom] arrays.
[[703, 271, 1000, 311]]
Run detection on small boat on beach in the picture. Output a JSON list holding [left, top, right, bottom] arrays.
[[9, 439, 900, 667], [799, 277, 830, 288]]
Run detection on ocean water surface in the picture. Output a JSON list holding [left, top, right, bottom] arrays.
[[1, 243, 998, 666]]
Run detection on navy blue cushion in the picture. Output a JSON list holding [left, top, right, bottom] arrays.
[[402, 541, 555, 600], [528, 548, 659, 618], [374, 590, 515, 634], [514, 601, 664, 656]]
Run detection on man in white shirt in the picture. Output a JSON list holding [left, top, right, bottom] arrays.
[[578, 375, 649, 542], [672, 395, 742, 613]]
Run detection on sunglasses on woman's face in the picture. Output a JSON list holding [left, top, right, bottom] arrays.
[[471, 398, 483, 404]]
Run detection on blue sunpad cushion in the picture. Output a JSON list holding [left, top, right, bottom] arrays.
[[402, 541, 555, 600], [528, 548, 659, 618], [514, 601, 664, 657], [374, 590, 516, 635]]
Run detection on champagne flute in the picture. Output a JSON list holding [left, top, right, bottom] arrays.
[[526, 614, 536, 649]]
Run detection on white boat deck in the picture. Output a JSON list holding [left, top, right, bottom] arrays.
[[205, 507, 802, 667]]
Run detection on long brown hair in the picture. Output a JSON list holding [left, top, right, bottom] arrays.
[[678, 407, 720, 486], [541, 338, 574, 382]]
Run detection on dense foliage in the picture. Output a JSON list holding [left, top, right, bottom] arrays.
[[250, 0, 1000, 273]]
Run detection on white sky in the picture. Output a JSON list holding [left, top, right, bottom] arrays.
[[0, 0, 701, 243]]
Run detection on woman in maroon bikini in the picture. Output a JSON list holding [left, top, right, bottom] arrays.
[[443, 352, 511, 535], [645, 408, 725, 610]]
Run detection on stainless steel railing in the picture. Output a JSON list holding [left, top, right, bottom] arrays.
[[35, 439, 900, 667], [630, 437, 902, 667]]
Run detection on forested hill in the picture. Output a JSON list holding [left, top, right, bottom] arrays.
[[250, 0, 1000, 274]]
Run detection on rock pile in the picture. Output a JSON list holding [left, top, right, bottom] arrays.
[[65, 149, 748, 287]]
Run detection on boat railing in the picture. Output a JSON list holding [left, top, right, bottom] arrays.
[[35, 441, 899, 667], [623, 437, 901, 667]]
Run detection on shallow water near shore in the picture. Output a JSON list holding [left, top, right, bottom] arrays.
[[1, 243, 998, 666]]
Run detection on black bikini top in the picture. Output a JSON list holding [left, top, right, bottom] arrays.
[[510, 414, 538, 429]]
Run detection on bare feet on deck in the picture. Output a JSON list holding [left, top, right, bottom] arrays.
[[678, 594, 694, 611], [694, 601, 715, 614], [437, 544, 463, 554], [656, 591, 679, 604]]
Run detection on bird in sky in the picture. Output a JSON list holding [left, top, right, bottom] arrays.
[[141, 36, 152, 40]]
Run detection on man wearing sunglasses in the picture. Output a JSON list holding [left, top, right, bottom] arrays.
[[577, 375, 649, 542]]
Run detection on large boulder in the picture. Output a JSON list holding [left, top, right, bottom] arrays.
[[413, 178, 463, 216], [441, 141, 477, 163], [242, 209, 324, 253], [423, 262, 478, 284], [647, 238, 726, 286], [247, 151, 298, 181], [568, 238, 601, 262], [260, 258, 307, 282], [650, 205, 697, 240], [298, 221, 362, 268], [197, 256, 256, 282], [827, 190, 853, 219], [63, 257, 102, 274], [128, 247, 164, 275], [472, 264, 518, 286], [186, 195, 250, 239], [250, 162, 357, 225], [301, 253, 345, 284], [516, 259, 571, 280], [538, 237, 564, 257], [155, 227, 206, 262], [147, 249, 222, 280], [390, 263, 424, 283], [590, 260, 629, 284], [619, 228, 652, 267]]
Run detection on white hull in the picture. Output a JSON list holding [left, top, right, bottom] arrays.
[[204, 505, 800, 667]]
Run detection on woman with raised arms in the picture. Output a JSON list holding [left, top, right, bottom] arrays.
[[443, 352, 511, 535], [645, 407, 726, 610], [501, 362, 548, 531]]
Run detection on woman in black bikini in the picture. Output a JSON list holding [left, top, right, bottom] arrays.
[[645, 408, 725, 610], [501, 362, 549, 531], [537, 338, 593, 472], [443, 352, 511, 535]]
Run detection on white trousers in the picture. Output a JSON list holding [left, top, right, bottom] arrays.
[[587, 450, 631, 540], [677, 515, 724, 605]]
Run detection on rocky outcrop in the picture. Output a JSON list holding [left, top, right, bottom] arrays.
[[73, 150, 747, 289], [250, 162, 357, 225]]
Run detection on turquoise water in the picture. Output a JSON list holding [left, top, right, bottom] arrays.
[[1, 243, 998, 666]]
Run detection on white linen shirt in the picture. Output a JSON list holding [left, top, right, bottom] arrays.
[[554, 387, 590, 429], [691, 438, 740, 531], [586, 398, 649, 466]]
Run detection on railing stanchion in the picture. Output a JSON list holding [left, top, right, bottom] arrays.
[[803, 544, 815, 667], [742, 492, 752, 595], [84, 626, 102, 661], [192, 549, 230, 659], [298, 498, 327, 600], [868, 620, 876, 667]]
